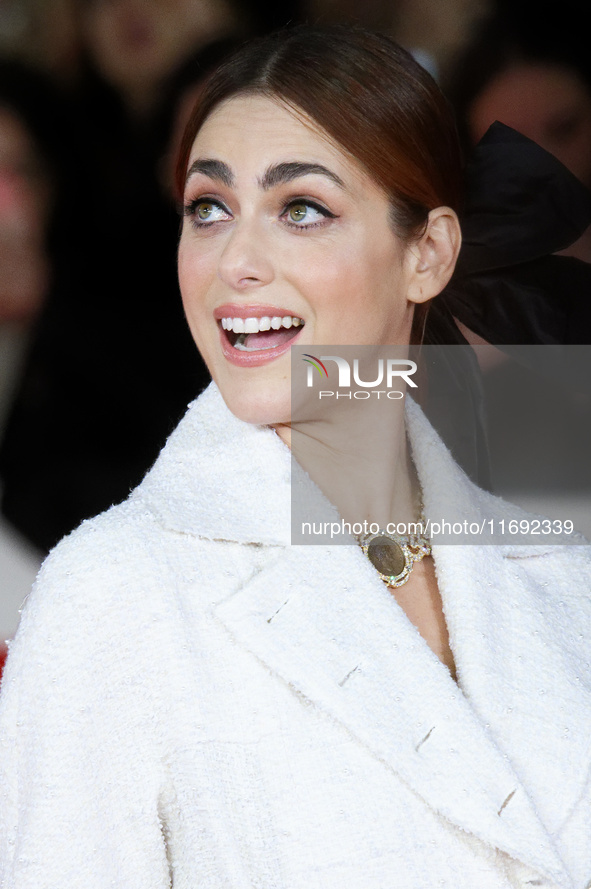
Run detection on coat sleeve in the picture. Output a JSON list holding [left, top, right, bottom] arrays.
[[0, 531, 173, 889]]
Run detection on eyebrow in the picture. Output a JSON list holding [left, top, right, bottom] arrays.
[[259, 162, 345, 190], [184, 158, 345, 190], [185, 158, 234, 187]]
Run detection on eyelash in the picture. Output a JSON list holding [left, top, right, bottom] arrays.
[[282, 198, 337, 230], [183, 197, 337, 230]]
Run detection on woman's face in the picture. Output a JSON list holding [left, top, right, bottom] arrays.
[[177, 94, 419, 425]]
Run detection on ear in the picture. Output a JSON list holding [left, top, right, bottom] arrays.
[[405, 207, 461, 304]]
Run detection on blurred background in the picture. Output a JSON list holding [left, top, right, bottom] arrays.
[[0, 0, 590, 672]]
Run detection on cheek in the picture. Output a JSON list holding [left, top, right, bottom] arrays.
[[177, 241, 221, 362], [285, 236, 377, 304], [177, 233, 217, 317], [305, 234, 403, 314]]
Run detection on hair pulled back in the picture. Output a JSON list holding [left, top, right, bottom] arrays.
[[175, 25, 463, 239]]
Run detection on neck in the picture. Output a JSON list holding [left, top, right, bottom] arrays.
[[274, 393, 418, 532]]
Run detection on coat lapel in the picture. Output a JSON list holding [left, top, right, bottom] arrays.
[[215, 540, 573, 887], [433, 542, 591, 871], [410, 395, 591, 853]]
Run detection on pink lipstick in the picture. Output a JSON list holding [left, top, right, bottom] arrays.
[[215, 304, 305, 367]]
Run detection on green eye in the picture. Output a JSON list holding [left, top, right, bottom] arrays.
[[197, 202, 214, 220], [288, 203, 308, 222], [184, 197, 230, 226]]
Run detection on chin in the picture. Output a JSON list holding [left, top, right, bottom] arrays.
[[216, 379, 292, 428]]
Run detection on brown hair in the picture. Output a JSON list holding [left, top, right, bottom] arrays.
[[176, 25, 462, 222], [175, 24, 463, 337]]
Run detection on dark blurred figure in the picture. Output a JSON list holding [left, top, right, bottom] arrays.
[[0, 1, 263, 554], [77, 0, 240, 120], [0, 61, 63, 641], [0, 60, 63, 432], [445, 2, 591, 260]]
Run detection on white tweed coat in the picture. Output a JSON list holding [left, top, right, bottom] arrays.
[[1, 382, 590, 889]]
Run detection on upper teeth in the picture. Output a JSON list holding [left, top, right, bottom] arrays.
[[221, 316, 303, 333]]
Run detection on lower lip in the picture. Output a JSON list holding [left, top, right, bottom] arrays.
[[219, 325, 304, 367]]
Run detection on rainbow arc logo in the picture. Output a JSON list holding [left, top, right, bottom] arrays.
[[302, 354, 328, 377]]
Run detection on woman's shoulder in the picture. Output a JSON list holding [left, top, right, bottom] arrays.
[[37, 495, 169, 588], [10, 499, 179, 656], [0, 493, 265, 721], [21, 493, 235, 629], [12, 381, 288, 640]]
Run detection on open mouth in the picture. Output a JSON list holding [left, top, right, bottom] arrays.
[[220, 314, 305, 353]]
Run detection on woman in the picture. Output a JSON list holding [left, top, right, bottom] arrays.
[[1, 24, 590, 889]]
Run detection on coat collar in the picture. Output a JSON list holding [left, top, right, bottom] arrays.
[[138, 383, 588, 886], [137, 383, 293, 545]]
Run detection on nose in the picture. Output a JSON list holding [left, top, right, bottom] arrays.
[[217, 218, 275, 291]]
